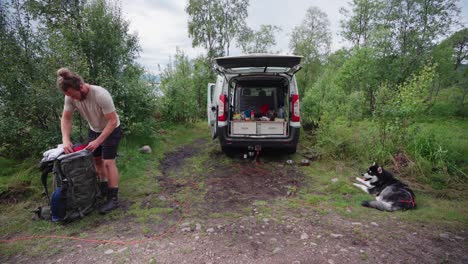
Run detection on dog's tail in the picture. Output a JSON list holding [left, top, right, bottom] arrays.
[[362, 201, 395, 211]]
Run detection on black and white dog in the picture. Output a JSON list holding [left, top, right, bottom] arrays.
[[353, 163, 416, 211]]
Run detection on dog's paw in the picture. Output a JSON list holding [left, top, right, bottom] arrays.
[[355, 177, 362, 182], [361, 201, 370, 207]]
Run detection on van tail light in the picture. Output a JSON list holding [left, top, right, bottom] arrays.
[[291, 94, 300, 122], [218, 94, 227, 121]]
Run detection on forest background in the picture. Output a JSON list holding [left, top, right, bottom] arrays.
[[0, 0, 466, 193]]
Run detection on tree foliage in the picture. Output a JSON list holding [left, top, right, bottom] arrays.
[[289, 6, 331, 65], [289, 6, 332, 96], [237, 25, 282, 54], [158, 49, 214, 123], [336, 47, 379, 114], [443, 28, 468, 113], [219, 0, 249, 56], [340, 0, 461, 82], [186, 0, 249, 59], [1, 0, 466, 183], [0, 0, 155, 158], [301, 0, 463, 121], [373, 65, 437, 151], [298, 0, 465, 180], [340, 0, 383, 47], [446, 28, 468, 70]]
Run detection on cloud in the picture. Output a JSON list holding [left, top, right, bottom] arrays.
[[122, 0, 468, 73], [121, 0, 348, 72], [245, 0, 345, 53], [122, 0, 206, 73], [141, 0, 184, 13]]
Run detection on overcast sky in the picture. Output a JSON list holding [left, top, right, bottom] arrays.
[[120, 0, 468, 74]]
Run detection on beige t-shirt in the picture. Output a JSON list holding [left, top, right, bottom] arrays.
[[64, 85, 120, 132]]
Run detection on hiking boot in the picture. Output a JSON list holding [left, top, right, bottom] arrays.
[[99, 188, 119, 214], [97, 181, 109, 200]]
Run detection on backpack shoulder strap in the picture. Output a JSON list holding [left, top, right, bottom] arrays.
[[39, 161, 54, 204]]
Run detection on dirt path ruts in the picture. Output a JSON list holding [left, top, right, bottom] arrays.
[[160, 138, 304, 214]]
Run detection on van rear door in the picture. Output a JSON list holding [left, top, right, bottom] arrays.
[[214, 54, 302, 75], [207, 83, 217, 139]]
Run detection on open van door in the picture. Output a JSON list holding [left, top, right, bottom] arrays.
[[207, 83, 217, 139], [214, 54, 302, 75]]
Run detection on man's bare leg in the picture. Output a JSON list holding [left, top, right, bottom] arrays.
[[104, 159, 119, 187]]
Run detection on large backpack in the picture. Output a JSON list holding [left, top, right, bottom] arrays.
[[37, 150, 98, 222], [52, 150, 97, 222]]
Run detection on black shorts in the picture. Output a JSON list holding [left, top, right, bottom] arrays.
[[88, 126, 123, 159]]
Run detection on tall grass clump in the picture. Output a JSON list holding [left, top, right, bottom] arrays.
[[306, 64, 466, 187]]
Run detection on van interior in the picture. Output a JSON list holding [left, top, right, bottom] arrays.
[[230, 76, 289, 119], [227, 76, 290, 137]]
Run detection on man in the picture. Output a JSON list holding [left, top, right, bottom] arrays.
[[57, 68, 122, 214]]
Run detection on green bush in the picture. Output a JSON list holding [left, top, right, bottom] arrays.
[[301, 68, 347, 127], [407, 122, 467, 183], [430, 86, 467, 117], [158, 51, 212, 123], [311, 116, 467, 187], [313, 117, 392, 163], [0, 0, 156, 159]]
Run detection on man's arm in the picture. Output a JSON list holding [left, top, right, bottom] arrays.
[[85, 111, 118, 152], [61, 110, 74, 153]]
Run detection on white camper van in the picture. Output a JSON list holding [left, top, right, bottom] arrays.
[[207, 54, 302, 154]]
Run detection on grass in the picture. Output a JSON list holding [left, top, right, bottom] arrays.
[[131, 205, 174, 221], [297, 115, 467, 220], [311, 116, 467, 184], [0, 121, 210, 258], [252, 200, 273, 219], [1, 119, 467, 259], [410, 116, 468, 177], [397, 192, 468, 224], [293, 143, 468, 225]]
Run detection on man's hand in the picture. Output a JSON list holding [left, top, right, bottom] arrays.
[[85, 139, 102, 152], [63, 141, 74, 154], [61, 110, 74, 154], [85, 112, 118, 153]]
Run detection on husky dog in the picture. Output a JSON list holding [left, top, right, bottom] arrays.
[[353, 163, 416, 211]]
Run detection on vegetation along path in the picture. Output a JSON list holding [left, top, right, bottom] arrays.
[[1, 124, 467, 263]]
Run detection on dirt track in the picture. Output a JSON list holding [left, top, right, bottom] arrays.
[[2, 139, 467, 263]]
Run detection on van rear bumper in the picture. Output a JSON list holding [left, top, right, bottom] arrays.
[[217, 126, 300, 149]]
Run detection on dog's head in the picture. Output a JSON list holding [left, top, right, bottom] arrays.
[[361, 162, 383, 183]]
